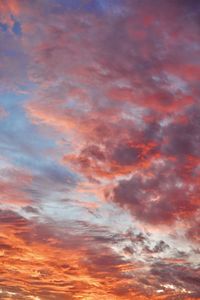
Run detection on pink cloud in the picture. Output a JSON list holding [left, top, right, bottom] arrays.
[[0, 106, 8, 118], [22, 0, 200, 230], [1, 0, 200, 299]]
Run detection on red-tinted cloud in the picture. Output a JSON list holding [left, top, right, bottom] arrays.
[[1, 0, 200, 299], [0, 208, 199, 299]]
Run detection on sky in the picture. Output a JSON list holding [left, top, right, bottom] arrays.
[[0, 0, 200, 299]]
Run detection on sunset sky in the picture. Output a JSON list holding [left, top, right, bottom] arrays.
[[0, 0, 200, 299]]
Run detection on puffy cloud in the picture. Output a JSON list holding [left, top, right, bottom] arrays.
[[112, 158, 199, 225]]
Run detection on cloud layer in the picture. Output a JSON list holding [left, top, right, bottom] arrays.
[[0, 0, 200, 299]]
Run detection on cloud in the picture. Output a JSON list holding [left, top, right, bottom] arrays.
[[1, 207, 194, 299], [0, 0, 200, 299], [0, 106, 8, 118], [150, 262, 200, 298], [0, 209, 148, 299], [24, 0, 199, 183], [112, 158, 199, 225], [0, 161, 33, 206]]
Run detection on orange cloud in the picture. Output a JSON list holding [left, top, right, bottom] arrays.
[[1, 209, 199, 299], [1, 0, 200, 299]]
